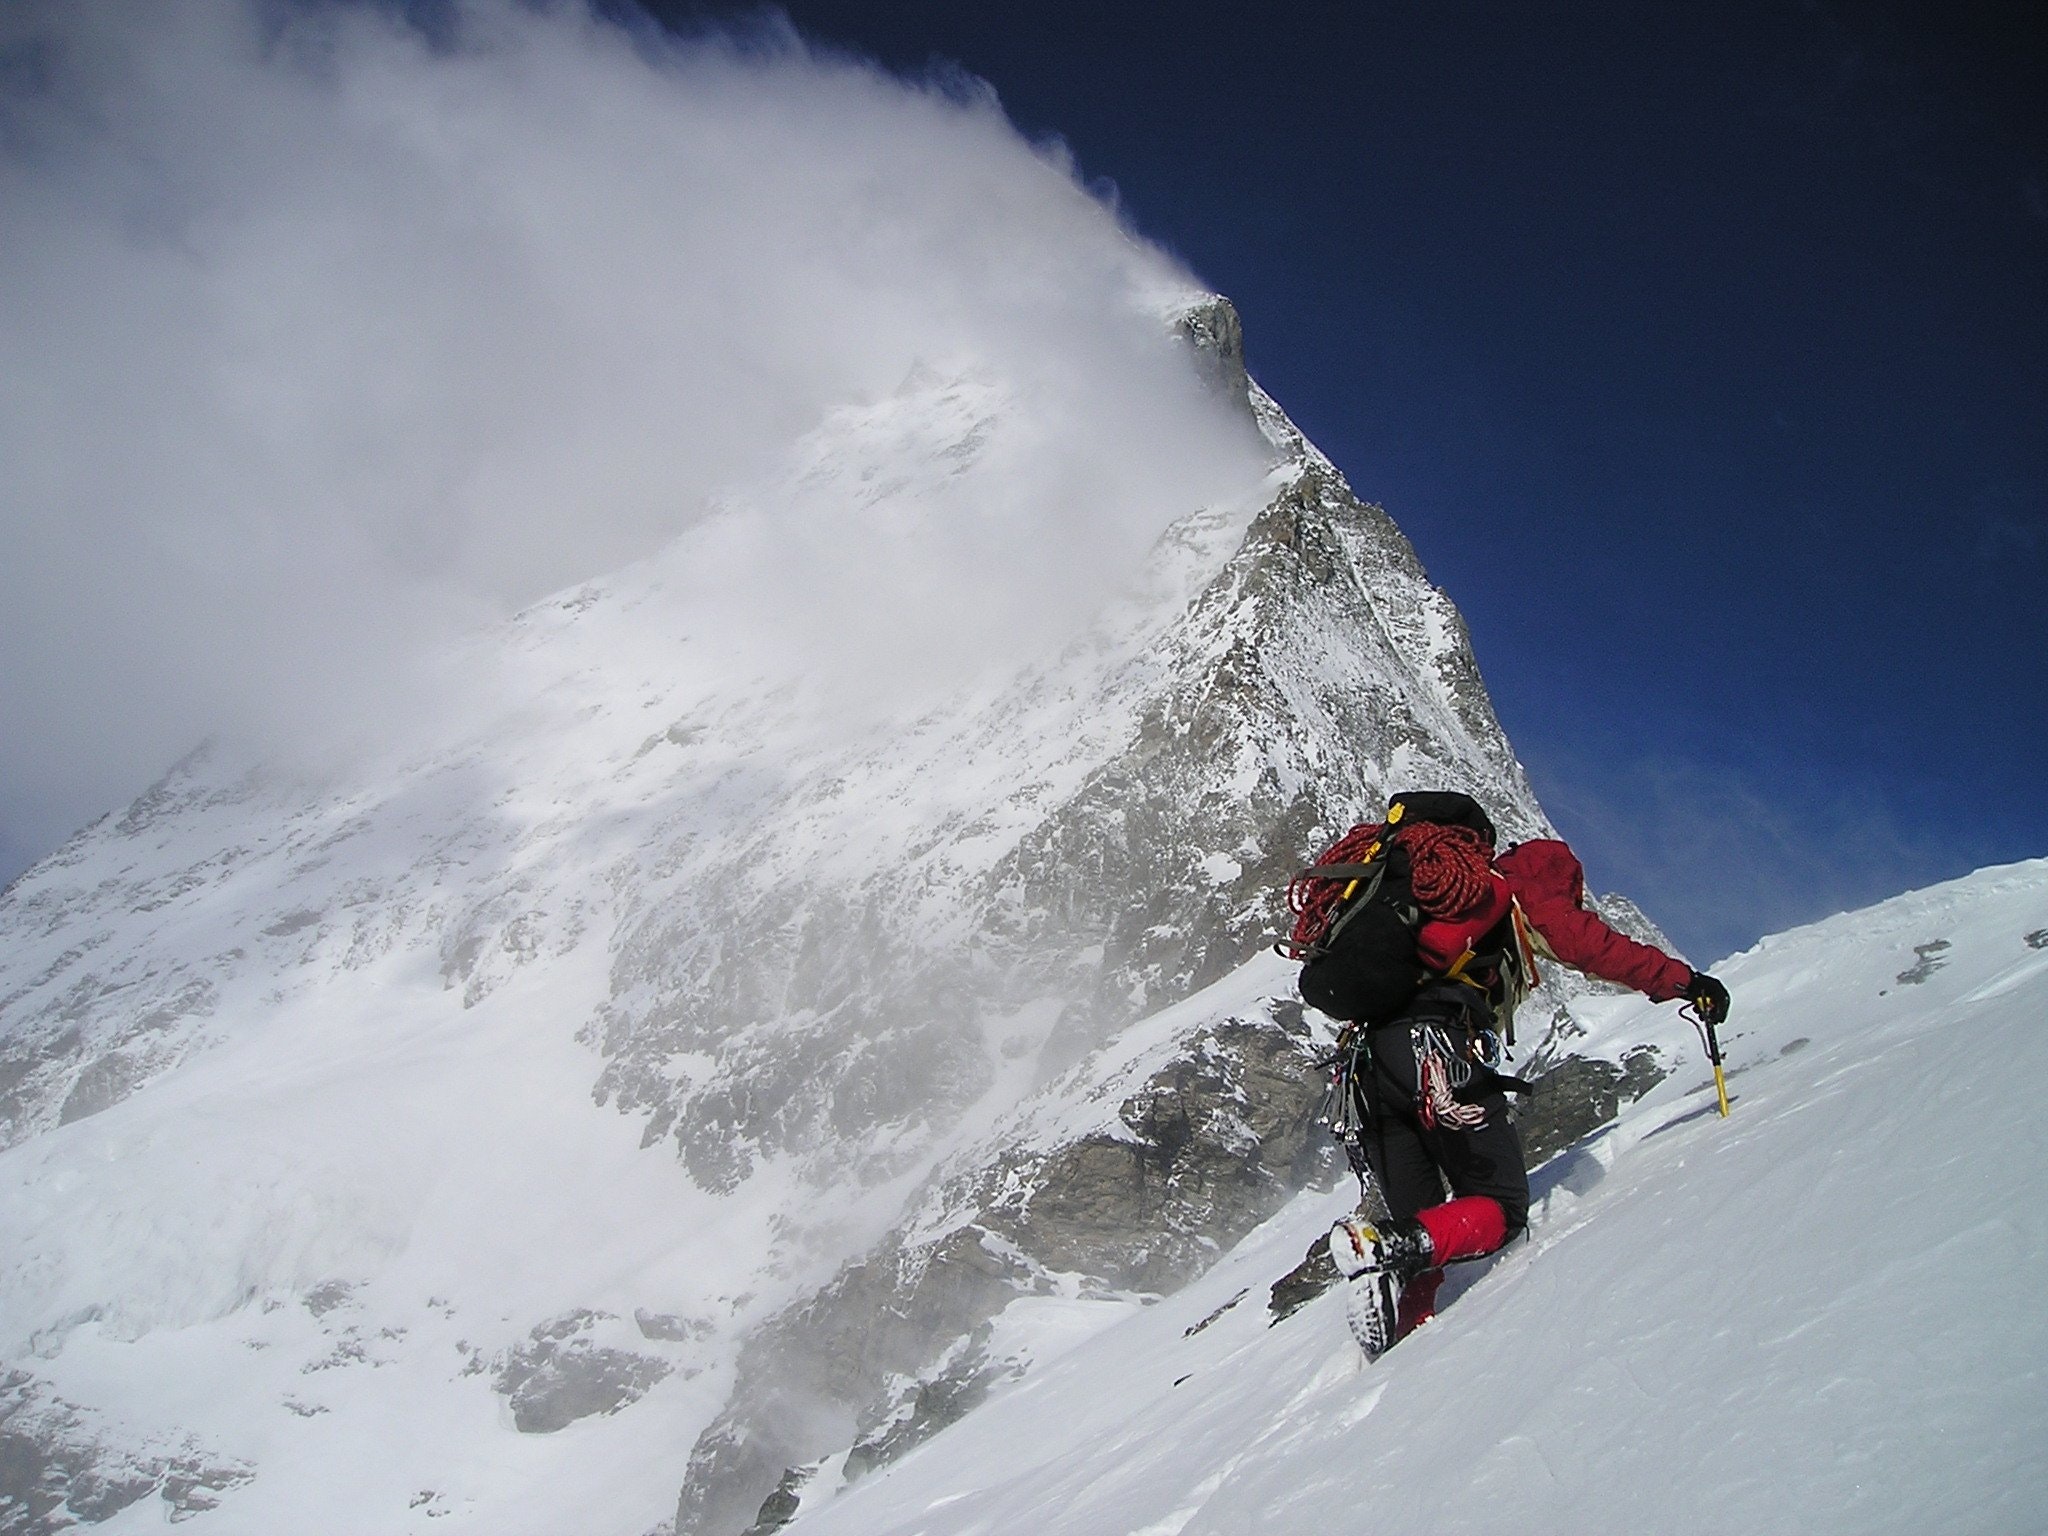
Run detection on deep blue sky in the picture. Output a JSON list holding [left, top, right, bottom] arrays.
[[632, 0, 2046, 962]]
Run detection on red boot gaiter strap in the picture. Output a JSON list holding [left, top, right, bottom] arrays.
[[1417, 1196, 1508, 1264]]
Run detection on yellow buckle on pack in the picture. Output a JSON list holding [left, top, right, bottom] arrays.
[[1444, 949, 1488, 990]]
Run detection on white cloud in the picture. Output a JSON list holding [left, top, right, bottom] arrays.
[[0, 0, 1265, 871]]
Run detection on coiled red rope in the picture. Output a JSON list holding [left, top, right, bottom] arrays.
[[1285, 822, 1386, 954], [1284, 818, 1496, 955], [1402, 821, 1495, 920]]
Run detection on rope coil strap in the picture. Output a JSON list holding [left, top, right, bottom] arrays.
[[1279, 822, 1390, 958]]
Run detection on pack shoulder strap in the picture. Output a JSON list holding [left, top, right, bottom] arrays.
[[1312, 861, 1398, 954], [1298, 861, 1383, 882]]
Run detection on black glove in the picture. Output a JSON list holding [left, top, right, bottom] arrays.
[[1684, 970, 1730, 1026]]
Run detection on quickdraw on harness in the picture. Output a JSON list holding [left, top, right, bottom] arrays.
[[1415, 1021, 1489, 1130], [1315, 1010, 1506, 1202], [1315, 1025, 1379, 1193]]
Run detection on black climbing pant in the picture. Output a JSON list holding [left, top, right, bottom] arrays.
[[1358, 992, 1531, 1241]]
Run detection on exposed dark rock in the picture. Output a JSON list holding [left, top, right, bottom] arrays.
[[0, 1027, 83, 1149], [1174, 296, 1253, 419], [57, 1053, 142, 1125], [844, 1326, 1019, 1481], [2, 973, 214, 1146], [978, 1009, 1338, 1293], [158, 1457, 247, 1521], [1896, 939, 1952, 985], [1517, 1047, 1667, 1167], [302, 1280, 359, 1319], [675, 1224, 1034, 1536], [1183, 1288, 1249, 1338], [0, 1370, 252, 1534], [677, 1002, 1341, 1534], [1268, 1237, 1343, 1326], [492, 1313, 672, 1434], [739, 1467, 807, 1536], [633, 1310, 710, 1343]]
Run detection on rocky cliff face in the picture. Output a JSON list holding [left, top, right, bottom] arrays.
[[584, 301, 1546, 1223]]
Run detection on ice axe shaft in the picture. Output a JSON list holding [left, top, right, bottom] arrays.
[[1685, 1003, 1732, 1118]]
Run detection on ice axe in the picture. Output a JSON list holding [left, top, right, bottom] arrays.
[[1683, 1002, 1731, 1117]]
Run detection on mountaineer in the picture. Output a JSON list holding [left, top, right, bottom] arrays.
[[1278, 791, 1730, 1355]]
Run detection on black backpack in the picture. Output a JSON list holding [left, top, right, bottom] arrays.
[[1281, 791, 1498, 1026]]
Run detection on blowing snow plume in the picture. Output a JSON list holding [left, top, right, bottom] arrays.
[[0, 0, 1267, 875]]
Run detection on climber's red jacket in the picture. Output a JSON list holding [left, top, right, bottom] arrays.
[[1495, 840, 1692, 1002]]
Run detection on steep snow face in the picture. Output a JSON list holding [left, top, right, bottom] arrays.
[[768, 859, 2048, 1536], [0, 299, 1564, 1534]]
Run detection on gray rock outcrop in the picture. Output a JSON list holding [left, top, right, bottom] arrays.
[[0, 1371, 251, 1533]]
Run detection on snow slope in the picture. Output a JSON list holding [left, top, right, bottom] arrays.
[[773, 859, 2048, 1536]]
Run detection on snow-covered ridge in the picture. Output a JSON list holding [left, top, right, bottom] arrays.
[[770, 857, 2048, 1536]]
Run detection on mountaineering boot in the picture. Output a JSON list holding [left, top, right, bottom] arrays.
[[1327, 1214, 1433, 1282], [1328, 1215, 1434, 1360], [1344, 1264, 1403, 1359]]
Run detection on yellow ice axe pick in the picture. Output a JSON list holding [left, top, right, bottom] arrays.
[[1689, 1002, 1732, 1118]]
